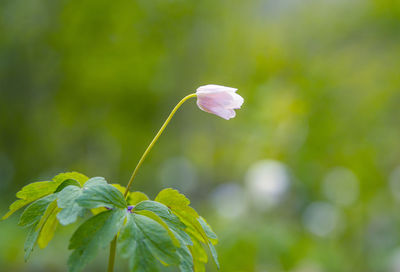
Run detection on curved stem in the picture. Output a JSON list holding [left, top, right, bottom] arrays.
[[123, 93, 197, 197], [107, 93, 197, 272]]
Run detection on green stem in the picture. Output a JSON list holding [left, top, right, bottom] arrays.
[[107, 237, 117, 272], [107, 93, 197, 272], [123, 93, 197, 197]]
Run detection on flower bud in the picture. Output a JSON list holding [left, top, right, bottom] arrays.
[[196, 84, 243, 120]]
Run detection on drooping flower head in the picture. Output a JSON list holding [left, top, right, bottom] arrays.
[[196, 84, 244, 120]]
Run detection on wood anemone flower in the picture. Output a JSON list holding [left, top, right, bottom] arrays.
[[196, 84, 244, 120]]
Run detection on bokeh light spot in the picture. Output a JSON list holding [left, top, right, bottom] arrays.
[[245, 160, 290, 211], [302, 202, 340, 237], [211, 183, 246, 219], [322, 167, 359, 207]]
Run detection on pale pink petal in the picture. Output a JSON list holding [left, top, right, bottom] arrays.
[[197, 91, 233, 107], [196, 84, 237, 94], [226, 92, 244, 109], [195, 84, 243, 120], [206, 106, 236, 120]]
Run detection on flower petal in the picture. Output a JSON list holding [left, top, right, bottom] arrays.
[[195, 84, 242, 120], [197, 91, 233, 107], [206, 106, 236, 120], [196, 84, 237, 94], [226, 92, 244, 109]]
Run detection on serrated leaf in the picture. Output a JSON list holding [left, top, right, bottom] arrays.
[[22, 197, 60, 259], [134, 200, 195, 271], [110, 186, 150, 206], [118, 215, 137, 259], [198, 217, 218, 241], [90, 189, 149, 215], [135, 201, 182, 226], [177, 244, 193, 272], [76, 177, 127, 209], [3, 181, 58, 220], [190, 238, 208, 263], [90, 207, 108, 216], [198, 218, 219, 268], [19, 194, 57, 227], [111, 183, 126, 194], [57, 186, 84, 225], [128, 191, 149, 205], [24, 224, 40, 261], [173, 232, 194, 272], [155, 188, 191, 208], [189, 239, 207, 272], [134, 213, 180, 265], [118, 213, 180, 271], [37, 201, 61, 248], [119, 217, 161, 272], [135, 200, 192, 246], [135, 209, 180, 247], [3, 171, 88, 220], [192, 259, 205, 272], [68, 209, 126, 272], [208, 242, 219, 269], [155, 189, 219, 269], [58, 177, 126, 220], [82, 176, 108, 187], [155, 189, 208, 243], [57, 177, 108, 217], [52, 172, 89, 186], [55, 179, 81, 193]]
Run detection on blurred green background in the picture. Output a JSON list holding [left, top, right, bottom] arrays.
[[1, 0, 400, 271]]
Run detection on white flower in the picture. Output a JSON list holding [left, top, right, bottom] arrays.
[[195, 84, 244, 120]]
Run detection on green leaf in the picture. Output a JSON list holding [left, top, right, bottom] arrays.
[[55, 179, 81, 193], [109, 185, 150, 206], [22, 198, 60, 259], [19, 194, 57, 227], [57, 177, 109, 219], [127, 191, 149, 205], [155, 189, 208, 244], [57, 186, 84, 225], [135, 201, 183, 227], [198, 217, 219, 269], [135, 200, 192, 246], [90, 206, 108, 216], [189, 238, 208, 272], [155, 188, 190, 208], [176, 244, 193, 272], [134, 213, 180, 265], [135, 209, 180, 247], [208, 242, 219, 269], [190, 238, 208, 263], [198, 217, 217, 241], [191, 259, 205, 272], [37, 201, 61, 249], [24, 224, 40, 261], [3, 171, 88, 220], [118, 216, 161, 272], [118, 213, 180, 271], [76, 177, 127, 209], [155, 189, 219, 269], [118, 214, 138, 259], [68, 209, 126, 272], [3, 181, 59, 220], [83, 176, 107, 187], [52, 172, 89, 186], [134, 200, 195, 271], [172, 231, 194, 272], [111, 183, 126, 194]]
